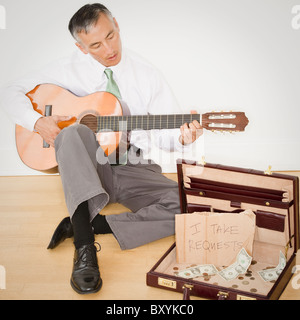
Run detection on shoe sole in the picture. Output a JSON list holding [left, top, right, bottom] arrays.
[[70, 278, 103, 295]]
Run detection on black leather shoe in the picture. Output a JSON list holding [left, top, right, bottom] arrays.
[[70, 242, 102, 294], [47, 217, 74, 249]]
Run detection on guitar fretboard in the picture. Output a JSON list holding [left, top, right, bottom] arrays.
[[97, 114, 201, 132]]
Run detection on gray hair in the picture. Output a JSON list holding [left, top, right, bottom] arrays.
[[68, 3, 113, 41]]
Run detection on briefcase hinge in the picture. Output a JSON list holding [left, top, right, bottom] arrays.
[[198, 156, 206, 166], [217, 291, 229, 300], [285, 234, 295, 258], [264, 165, 273, 175]]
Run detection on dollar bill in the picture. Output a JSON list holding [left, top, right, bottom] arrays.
[[258, 251, 286, 282], [218, 263, 240, 281], [177, 248, 252, 281], [219, 248, 252, 281], [177, 264, 218, 279]]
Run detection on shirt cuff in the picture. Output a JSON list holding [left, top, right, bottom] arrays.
[[24, 109, 44, 132], [174, 132, 193, 153]]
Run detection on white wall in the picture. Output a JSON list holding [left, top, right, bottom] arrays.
[[0, 0, 300, 175]]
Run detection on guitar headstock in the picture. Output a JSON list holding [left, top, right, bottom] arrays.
[[202, 111, 249, 132]]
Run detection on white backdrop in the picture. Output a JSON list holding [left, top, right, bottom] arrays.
[[0, 0, 300, 175]]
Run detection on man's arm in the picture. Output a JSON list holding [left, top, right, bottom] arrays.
[[0, 58, 76, 147], [1, 79, 45, 132]]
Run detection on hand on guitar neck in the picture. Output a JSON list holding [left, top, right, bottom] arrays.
[[34, 115, 74, 148], [179, 110, 203, 145]]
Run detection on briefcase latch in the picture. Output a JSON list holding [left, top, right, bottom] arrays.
[[217, 291, 229, 300], [182, 284, 194, 300]]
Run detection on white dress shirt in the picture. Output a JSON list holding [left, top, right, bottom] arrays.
[[0, 48, 189, 154]]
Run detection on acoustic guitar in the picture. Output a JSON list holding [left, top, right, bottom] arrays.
[[15, 84, 249, 171]]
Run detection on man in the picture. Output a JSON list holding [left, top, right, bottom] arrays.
[[1, 3, 202, 294]]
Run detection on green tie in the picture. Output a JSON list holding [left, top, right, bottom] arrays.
[[104, 68, 126, 165], [104, 68, 122, 99]]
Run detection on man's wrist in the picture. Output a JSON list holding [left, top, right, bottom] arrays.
[[33, 116, 44, 132]]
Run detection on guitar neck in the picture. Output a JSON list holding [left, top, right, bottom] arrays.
[[97, 114, 201, 132]]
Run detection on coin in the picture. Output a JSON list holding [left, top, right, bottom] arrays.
[[250, 288, 257, 293], [242, 281, 249, 285], [232, 285, 238, 289]]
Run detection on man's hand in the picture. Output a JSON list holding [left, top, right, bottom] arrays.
[[34, 115, 72, 147], [179, 111, 203, 145]]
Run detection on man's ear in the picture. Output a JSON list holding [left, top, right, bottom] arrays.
[[75, 42, 88, 55], [113, 17, 120, 32]]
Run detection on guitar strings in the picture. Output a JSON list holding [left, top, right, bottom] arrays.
[[80, 114, 201, 130]]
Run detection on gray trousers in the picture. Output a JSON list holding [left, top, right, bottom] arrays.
[[54, 124, 181, 250]]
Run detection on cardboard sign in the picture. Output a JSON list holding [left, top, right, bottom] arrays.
[[175, 209, 256, 267]]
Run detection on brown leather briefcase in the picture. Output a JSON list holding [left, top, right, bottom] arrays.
[[147, 159, 299, 300]]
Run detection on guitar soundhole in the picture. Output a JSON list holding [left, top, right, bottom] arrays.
[[80, 114, 97, 133]]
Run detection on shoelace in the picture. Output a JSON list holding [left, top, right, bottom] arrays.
[[78, 242, 101, 265]]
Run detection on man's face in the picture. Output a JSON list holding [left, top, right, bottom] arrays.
[[75, 14, 122, 67]]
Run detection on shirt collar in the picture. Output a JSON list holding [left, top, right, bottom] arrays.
[[87, 48, 127, 79]]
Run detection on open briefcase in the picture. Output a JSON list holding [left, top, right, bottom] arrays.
[[147, 159, 299, 300]]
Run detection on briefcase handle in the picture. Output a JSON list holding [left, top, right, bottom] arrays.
[[182, 284, 230, 300]]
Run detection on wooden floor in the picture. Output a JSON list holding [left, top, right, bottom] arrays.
[[0, 173, 300, 300]]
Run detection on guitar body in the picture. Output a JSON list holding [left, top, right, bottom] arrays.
[[15, 84, 124, 171]]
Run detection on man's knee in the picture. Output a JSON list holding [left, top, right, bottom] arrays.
[[54, 124, 95, 150], [61, 124, 93, 136]]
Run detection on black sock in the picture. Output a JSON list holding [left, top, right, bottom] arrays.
[[92, 214, 112, 234], [72, 201, 95, 249]]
